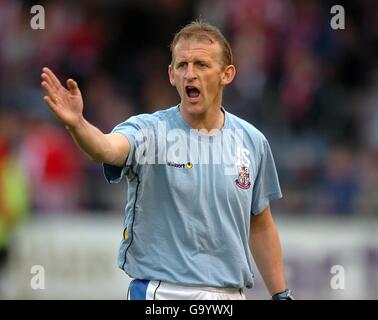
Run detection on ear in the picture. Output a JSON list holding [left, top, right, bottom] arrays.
[[168, 65, 175, 86], [221, 65, 236, 86]]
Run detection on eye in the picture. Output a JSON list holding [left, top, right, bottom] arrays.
[[198, 62, 208, 68], [176, 62, 186, 69]]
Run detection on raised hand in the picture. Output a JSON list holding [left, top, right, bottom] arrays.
[[41, 67, 84, 129]]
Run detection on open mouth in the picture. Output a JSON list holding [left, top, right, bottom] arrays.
[[185, 86, 200, 99]]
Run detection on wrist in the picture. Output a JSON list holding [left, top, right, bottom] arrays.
[[271, 289, 294, 300], [65, 116, 85, 132]]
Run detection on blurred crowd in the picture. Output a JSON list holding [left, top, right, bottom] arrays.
[[0, 0, 378, 229]]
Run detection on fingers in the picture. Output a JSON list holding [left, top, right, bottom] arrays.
[[41, 72, 56, 91], [43, 95, 58, 111], [66, 79, 81, 96], [41, 80, 58, 102], [42, 67, 62, 90]]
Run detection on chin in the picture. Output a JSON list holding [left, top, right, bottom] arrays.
[[181, 102, 206, 115]]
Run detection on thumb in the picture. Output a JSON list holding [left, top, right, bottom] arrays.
[[67, 79, 81, 96]]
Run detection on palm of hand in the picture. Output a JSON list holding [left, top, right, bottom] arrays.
[[41, 67, 84, 128]]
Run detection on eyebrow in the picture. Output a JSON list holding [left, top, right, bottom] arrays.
[[175, 58, 211, 65]]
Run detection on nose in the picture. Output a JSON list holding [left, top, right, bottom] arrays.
[[184, 64, 197, 81]]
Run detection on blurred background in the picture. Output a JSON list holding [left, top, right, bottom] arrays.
[[0, 0, 377, 299]]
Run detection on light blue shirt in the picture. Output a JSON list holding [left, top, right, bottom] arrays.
[[103, 105, 282, 288]]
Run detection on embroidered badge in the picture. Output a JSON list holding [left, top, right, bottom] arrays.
[[235, 166, 251, 189]]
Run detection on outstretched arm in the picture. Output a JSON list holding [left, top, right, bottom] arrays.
[[249, 206, 287, 296], [41, 67, 129, 166]]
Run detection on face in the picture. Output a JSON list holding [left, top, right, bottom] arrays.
[[168, 38, 235, 117]]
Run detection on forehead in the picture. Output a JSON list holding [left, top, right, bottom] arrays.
[[173, 38, 222, 62]]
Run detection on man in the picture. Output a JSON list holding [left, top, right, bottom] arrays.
[[41, 21, 293, 300]]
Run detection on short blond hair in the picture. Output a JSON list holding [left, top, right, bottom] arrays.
[[170, 20, 233, 68]]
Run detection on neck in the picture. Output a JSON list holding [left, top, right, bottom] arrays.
[[179, 104, 225, 131]]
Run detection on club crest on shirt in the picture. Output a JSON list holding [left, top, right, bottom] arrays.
[[235, 166, 251, 189]]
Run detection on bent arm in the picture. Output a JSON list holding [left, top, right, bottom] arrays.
[[249, 206, 287, 296], [41, 67, 129, 166]]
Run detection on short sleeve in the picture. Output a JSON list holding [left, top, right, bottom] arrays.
[[103, 115, 150, 184], [251, 138, 282, 215]]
